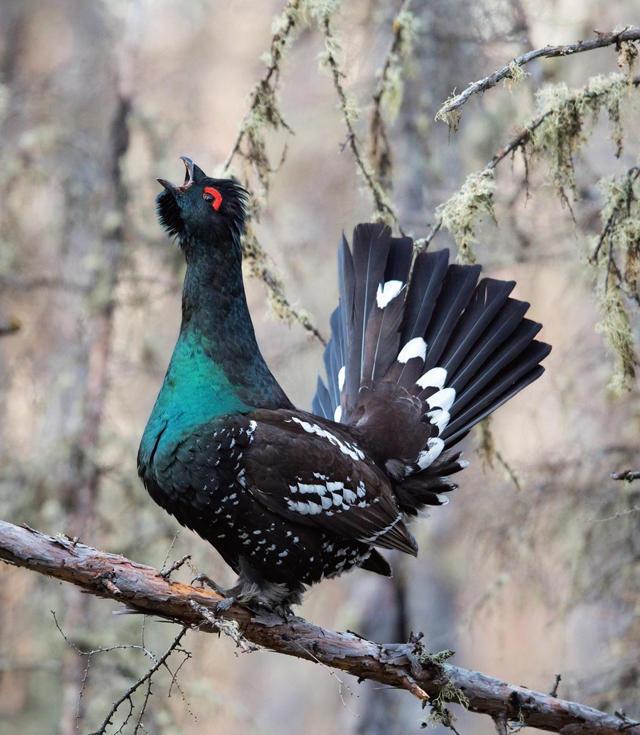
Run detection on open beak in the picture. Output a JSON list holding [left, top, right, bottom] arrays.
[[157, 156, 198, 195], [157, 157, 190, 195]]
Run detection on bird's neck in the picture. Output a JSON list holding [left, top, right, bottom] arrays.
[[179, 236, 288, 409], [140, 233, 289, 467]]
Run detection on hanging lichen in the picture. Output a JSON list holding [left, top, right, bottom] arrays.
[[617, 39, 639, 78], [503, 59, 528, 91], [434, 92, 462, 131], [591, 168, 640, 394], [596, 279, 637, 394], [241, 221, 325, 343], [302, 0, 341, 23], [436, 169, 496, 264], [530, 73, 629, 197], [379, 6, 418, 123]]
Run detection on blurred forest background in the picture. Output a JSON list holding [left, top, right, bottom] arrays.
[[0, 0, 639, 733]]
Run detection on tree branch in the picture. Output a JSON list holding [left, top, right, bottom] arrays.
[[0, 315, 21, 337], [436, 26, 640, 124], [1, 519, 638, 734], [611, 469, 640, 481], [321, 16, 401, 229]]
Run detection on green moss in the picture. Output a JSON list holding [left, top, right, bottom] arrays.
[[436, 169, 496, 264]]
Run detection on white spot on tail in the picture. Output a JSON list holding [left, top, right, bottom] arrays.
[[417, 366, 447, 390], [376, 280, 404, 308], [426, 387, 456, 412], [436, 494, 449, 505], [427, 408, 450, 434], [397, 337, 427, 364], [417, 438, 444, 469], [338, 365, 346, 391]]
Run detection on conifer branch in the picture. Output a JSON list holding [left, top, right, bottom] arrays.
[[435, 26, 640, 126], [224, 0, 303, 173], [321, 15, 402, 229], [368, 0, 415, 191], [221, 0, 325, 344], [1, 519, 639, 735]]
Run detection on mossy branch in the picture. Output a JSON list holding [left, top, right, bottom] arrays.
[[221, 0, 325, 344], [420, 74, 640, 261], [320, 14, 401, 229], [1, 519, 639, 735], [224, 0, 302, 176], [368, 0, 417, 191], [435, 25, 640, 127]]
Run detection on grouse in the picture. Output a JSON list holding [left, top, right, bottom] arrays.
[[138, 157, 551, 611]]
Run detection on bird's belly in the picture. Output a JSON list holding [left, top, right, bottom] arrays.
[[215, 509, 373, 587], [140, 441, 373, 587]]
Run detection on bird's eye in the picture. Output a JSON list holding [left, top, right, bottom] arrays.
[[203, 186, 223, 211]]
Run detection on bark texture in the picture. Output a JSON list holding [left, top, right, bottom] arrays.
[[1, 519, 637, 735]]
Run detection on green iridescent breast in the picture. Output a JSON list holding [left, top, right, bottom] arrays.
[[139, 329, 250, 470]]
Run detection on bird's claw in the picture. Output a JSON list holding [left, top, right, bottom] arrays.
[[192, 573, 226, 596], [214, 597, 235, 613]]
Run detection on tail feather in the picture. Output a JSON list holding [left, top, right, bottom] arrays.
[[444, 342, 551, 439], [448, 320, 544, 414], [423, 264, 482, 372], [444, 365, 546, 446], [361, 235, 412, 383], [439, 278, 515, 375], [312, 223, 551, 515], [448, 298, 531, 392], [312, 376, 332, 420], [352, 225, 392, 376], [400, 249, 449, 344]]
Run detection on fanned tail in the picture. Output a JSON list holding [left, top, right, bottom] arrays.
[[312, 223, 551, 515]]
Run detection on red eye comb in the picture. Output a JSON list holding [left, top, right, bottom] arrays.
[[204, 186, 223, 211]]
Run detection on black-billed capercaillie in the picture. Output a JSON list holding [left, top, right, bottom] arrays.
[[137, 157, 550, 612]]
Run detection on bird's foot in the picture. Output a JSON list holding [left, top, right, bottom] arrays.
[[192, 573, 227, 596], [271, 603, 295, 622], [192, 573, 238, 613]]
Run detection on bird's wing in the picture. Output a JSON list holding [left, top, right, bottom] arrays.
[[239, 408, 418, 556]]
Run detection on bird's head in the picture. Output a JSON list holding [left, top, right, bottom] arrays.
[[156, 157, 248, 248]]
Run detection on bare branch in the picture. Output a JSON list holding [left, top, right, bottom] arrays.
[[88, 626, 188, 735], [436, 26, 640, 124], [611, 469, 640, 481], [1, 520, 638, 735]]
